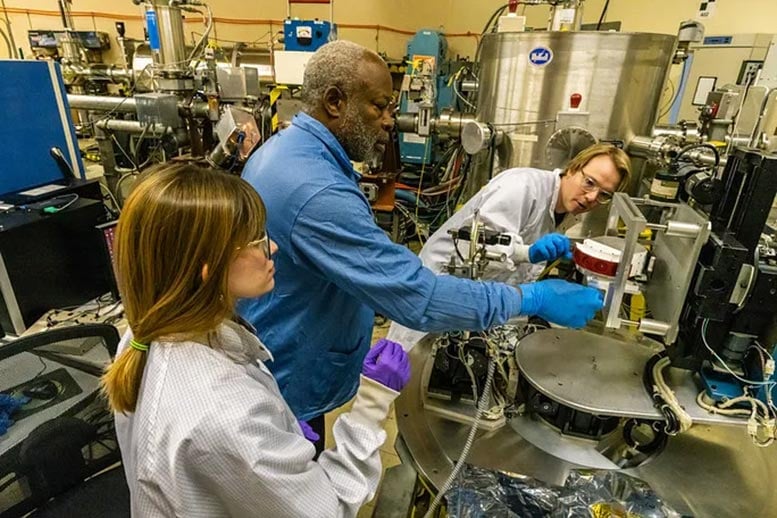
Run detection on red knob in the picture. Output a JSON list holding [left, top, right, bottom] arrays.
[[508, 0, 519, 13], [570, 93, 582, 109]]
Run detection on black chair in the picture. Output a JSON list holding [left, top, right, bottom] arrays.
[[0, 324, 130, 517]]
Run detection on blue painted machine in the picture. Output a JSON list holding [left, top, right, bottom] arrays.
[[283, 19, 336, 52], [398, 30, 455, 165]]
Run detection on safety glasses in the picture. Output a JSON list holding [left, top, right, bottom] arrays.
[[579, 170, 614, 204], [242, 234, 272, 258]]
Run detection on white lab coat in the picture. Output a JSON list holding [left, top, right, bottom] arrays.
[[388, 167, 566, 350], [115, 320, 397, 518]]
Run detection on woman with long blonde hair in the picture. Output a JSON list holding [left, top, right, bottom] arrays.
[[102, 163, 409, 517]]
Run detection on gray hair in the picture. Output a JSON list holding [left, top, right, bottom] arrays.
[[301, 40, 382, 113]]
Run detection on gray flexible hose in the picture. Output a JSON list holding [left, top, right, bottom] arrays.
[[0, 27, 12, 58], [424, 359, 496, 518]]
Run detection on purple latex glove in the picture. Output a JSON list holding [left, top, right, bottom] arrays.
[[297, 419, 320, 443], [361, 339, 411, 392]]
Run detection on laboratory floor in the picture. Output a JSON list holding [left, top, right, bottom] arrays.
[[324, 317, 400, 518]]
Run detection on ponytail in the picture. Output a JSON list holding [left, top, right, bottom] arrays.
[[101, 339, 150, 413]]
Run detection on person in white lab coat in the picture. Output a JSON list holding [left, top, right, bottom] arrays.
[[100, 163, 410, 518], [388, 143, 632, 349]]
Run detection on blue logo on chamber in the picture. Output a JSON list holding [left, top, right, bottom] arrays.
[[528, 46, 553, 66]]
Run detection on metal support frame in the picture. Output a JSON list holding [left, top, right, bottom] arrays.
[[603, 194, 710, 344]]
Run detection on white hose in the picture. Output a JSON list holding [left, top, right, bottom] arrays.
[[424, 359, 496, 518]]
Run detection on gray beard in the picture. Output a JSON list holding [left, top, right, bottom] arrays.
[[334, 105, 381, 163]]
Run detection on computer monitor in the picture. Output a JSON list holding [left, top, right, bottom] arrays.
[[0, 60, 85, 198], [97, 220, 120, 301]]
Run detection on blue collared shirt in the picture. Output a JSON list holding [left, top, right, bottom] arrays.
[[240, 112, 524, 419]]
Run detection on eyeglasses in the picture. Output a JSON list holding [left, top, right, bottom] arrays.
[[242, 234, 272, 258], [579, 170, 614, 204]]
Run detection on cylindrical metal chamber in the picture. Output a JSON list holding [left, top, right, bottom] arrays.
[[148, 2, 188, 76], [466, 31, 677, 196]]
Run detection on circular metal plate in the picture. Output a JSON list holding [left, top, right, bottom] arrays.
[[397, 332, 777, 517], [515, 328, 747, 426], [516, 328, 662, 418], [545, 126, 597, 169]]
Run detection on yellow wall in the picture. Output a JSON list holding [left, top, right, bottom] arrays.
[[441, 0, 777, 56], [0, 1, 773, 65], [0, 0, 442, 61]]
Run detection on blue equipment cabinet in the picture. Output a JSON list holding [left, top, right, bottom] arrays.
[[284, 19, 336, 52], [0, 60, 85, 197], [399, 30, 454, 166]]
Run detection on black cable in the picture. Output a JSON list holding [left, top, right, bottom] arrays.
[[676, 142, 721, 169], [452, 235, 466, 262], [474, 3, 510, 67], [32, 355, 48, 380], [642, 352, 681, 435], [480, 4, 510, 35], [133, 124, 150, 168], [596, 0, 611, 30]]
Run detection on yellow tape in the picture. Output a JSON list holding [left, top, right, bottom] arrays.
[[269, 86, 288, 133]]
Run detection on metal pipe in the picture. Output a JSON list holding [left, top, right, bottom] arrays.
[[629, 135, 727, 168], [66, 64, 134, 83], [95, 119, 179, 136], [93, 125, 119, 194], [68, 94, 137, 113], [725, 135, 752, 148], [189, 100, 211, 119], [638, 319, 671, 337], [646, 221, 702, 238], [651, 124, 699, 141], [58, 0, 74, 30], [628, 135, 678, 160], [69, 92, 207, 121], [0, 0, 18, 58], [434, 111, 476, 139], [395, 111, 477, 139], [395, 113, 416, 133], [683, 147, 727, 168], [749, 87, 777, 148], [460, 79, 479, 93], [0, 26, 11, 58], [665, 221, 702, 238]]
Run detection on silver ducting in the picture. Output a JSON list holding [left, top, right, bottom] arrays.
[[68, 94, 138, 113]]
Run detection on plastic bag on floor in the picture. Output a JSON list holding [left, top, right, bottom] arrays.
[[445, 464, 680, 518]]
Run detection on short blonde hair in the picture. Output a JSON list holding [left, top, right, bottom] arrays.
[[101, 164, 267, 413], [564, 143, 632, 192]]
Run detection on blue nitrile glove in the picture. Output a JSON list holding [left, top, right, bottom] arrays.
[[519, 279, 604, 328], [529, 233, 573, 263], [0, 413, 11, 436], [361, 339, 411, 392], [297, 419, 320, 443], [0, 393, 29, 411], [0, 393, 29, 436]]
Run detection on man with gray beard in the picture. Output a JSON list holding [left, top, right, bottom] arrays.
[[240, 40, 603, 454]]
